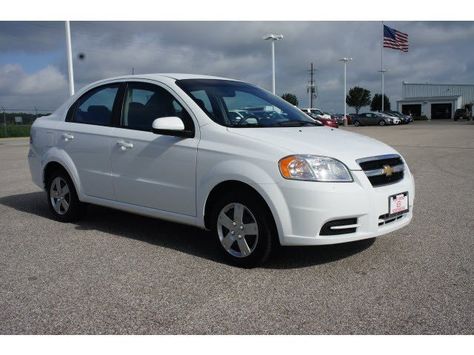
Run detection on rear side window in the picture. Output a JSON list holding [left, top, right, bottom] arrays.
[[72, 85, 119, 126]]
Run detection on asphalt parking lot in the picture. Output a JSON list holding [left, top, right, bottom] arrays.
[[0, 120, 472, 334]]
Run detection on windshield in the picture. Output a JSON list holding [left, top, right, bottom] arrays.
[[176, 79, 321, 128]]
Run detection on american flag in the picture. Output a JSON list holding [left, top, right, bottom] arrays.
[[383, 25, 409, 52]]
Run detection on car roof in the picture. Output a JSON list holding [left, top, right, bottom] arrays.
[[73, 73, 244, 99], [98, 73, 239, 82]]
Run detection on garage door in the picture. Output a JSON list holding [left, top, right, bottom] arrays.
[[401, 104, 421, 117], [431, 103, 452, 119]]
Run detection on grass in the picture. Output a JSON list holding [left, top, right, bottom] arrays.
[[0, 125, 31, 138]]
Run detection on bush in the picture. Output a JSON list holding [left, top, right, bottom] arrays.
[[0, 125, 31, 138]]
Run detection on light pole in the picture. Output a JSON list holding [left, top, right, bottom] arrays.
[[339, 57, 352, 126], [65, 21, 75, 96], [379, 69, 387, 112], [263, 34, 283, 95]]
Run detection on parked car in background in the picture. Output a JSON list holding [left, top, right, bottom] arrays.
[[304, 111, 339, 128], [337, 114, 351, 125], [384, 111, 412, 124], [28, 74, 414, 267], [315, 117, 339, 128], [352, 112, 395, 126], [300, 108, 332, 119], [454, 108, 470, 121], [380, 112, 401, 125], [347, 114, 359, 125]]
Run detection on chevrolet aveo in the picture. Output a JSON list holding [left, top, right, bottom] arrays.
[[28, 74, 415, 267]]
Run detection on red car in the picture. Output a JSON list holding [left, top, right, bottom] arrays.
[[317, 117, 339, 128], [300, 110, 339, 128]]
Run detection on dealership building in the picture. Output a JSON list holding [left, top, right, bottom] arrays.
[[397, 82, 474, 119]]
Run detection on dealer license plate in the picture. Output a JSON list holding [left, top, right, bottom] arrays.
[[389, 192, 409, 216]]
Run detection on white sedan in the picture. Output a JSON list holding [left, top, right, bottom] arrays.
[[28, 74, 414, 267]]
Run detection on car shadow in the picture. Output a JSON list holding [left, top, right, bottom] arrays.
[[0, 191, 374, 270]]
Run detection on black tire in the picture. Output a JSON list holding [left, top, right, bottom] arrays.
[[210, 190, 276, 268], [378, 120, 386, 126], [46, 168, 85, 222], [353, 120, 360, 127]]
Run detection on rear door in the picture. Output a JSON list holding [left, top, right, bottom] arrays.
[[366, 113, 376, 125], [110, 81, 198, 216], [60, 83, 122, 199]]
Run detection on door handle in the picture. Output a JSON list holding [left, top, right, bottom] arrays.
[[117, 140, 134, 151], [62, 133, 74, 142]]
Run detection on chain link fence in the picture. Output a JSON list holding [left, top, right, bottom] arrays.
[[0, 108, 54, 138]]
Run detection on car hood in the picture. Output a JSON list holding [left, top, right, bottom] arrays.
[[227, 126, 400, 170]]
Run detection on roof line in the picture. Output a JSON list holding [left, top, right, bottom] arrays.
[[397, 95, 462, 101], [402, 82, 474, 87]]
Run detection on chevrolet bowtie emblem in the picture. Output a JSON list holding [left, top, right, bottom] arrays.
[[382, 165, 394, 176]]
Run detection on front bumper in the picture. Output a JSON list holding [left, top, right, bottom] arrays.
[[272, 169, 415, 246]]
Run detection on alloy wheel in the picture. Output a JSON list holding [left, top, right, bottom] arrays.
[[216, 203, 259, 258], [49, 176, 71, 215]]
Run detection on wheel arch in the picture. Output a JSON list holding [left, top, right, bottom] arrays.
[[41, 148, 82, 198], [203, 180, 284, 245], [43, 161, 68, 186]]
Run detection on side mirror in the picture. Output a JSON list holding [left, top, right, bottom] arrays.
[[152, 116, 194, 138]]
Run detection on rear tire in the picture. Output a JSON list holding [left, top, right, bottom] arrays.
[[379, 120, 386, 126], [353, 120, 360, 127], [210, 191, 275, 268], [46, 169, 85, 222]]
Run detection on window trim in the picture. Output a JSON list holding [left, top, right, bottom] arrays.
[[116, 81, 196, 137], [65, 83, 123, 127]]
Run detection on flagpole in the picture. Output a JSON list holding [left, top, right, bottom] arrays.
[[381, 21, 384, 112]]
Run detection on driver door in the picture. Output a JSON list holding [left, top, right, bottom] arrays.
[[110, 82, 198, 216]]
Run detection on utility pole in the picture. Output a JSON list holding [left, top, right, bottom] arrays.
[[307, 63, 317, 109]]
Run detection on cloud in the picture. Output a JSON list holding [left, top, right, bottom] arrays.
[[1, 21, 474, 112], [15, 65, 67, 95], [0, 64, 67, 110]]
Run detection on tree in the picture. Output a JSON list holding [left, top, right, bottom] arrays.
[[370, 94, 391, 112], [346, 86, 371, 114], [281, 93, 299, 106]]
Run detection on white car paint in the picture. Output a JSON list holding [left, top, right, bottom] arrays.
[[28, 73, 414, 247]]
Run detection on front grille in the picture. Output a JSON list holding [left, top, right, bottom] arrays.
[[320, 218, 358, 236], [357, 154, 404, 187]]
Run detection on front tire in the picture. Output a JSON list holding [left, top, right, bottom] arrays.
[[379, 120, 386, 126], [46, 169, 85, 222], [210, 191, 275, 268]]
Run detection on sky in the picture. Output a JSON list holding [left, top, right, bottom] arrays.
[[0, 21, 473, 113]]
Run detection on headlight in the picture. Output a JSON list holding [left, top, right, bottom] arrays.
[[278, 155, 353, 182]]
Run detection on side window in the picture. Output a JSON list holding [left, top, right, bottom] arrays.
[[189, 90, 214, 116], [73, 85, 119, 125], [122, 84, 193, 132]]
